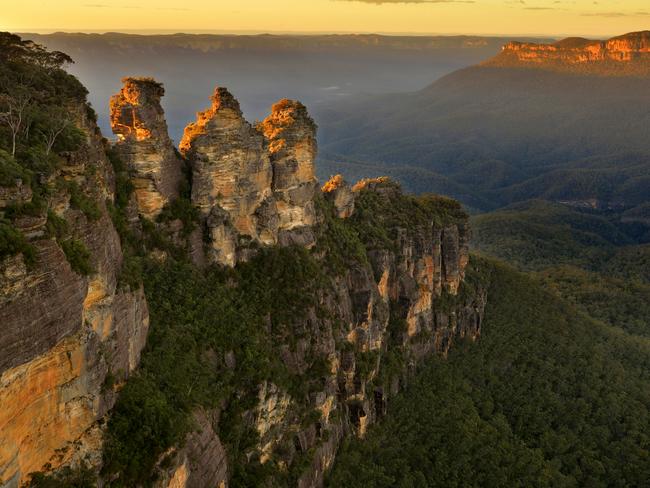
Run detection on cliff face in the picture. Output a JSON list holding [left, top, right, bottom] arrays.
[[146, 176, 484, 488], [179, 87, 277, 266], [3, 61, 485, 488], [110, 77, 183, 219], [0, 100, 149, 488], [485, 31, 650, 76]]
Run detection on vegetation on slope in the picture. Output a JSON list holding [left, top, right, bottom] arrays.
[[317, 66, 650, 215], [327, 261, 650, 487], [0, 32, 94, 272], [97, 173, 469, 487], [471, 200, 650, 338]]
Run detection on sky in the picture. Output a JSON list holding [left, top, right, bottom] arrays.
[[3, 0, 650, 38]]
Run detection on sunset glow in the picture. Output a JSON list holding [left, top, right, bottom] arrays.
[[4, 0, 650, 37]]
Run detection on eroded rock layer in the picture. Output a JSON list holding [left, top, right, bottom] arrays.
[[180, 87, 278, 266], [110, 77, 183, 219], [151, 179, 484, 488], [3, 70, 484, 488]]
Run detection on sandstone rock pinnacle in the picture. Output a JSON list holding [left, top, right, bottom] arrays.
[[260, 99, 318, 247], [181, 89, 319, 265], [110, 77, 183, 219]]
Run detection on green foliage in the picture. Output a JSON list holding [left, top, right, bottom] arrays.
[[0, 149, 30, 186], [60, 238, 93, 275], [157, 196, 199, 237], [45, 210, 68, 239], [0, 218, 36, 264], [350, 182, 466, 251], [602, 244, 650, 285], [67, 181, 101, 221], [102, 373, 190, 485], [106, 146, 134, 210], [471, 200, 636, 271], [539, 265, 650, 337], [471, 200, 650, 339], [27, 464, 95, 488], [328, 262, 650, 487], [102, 247, 330, 485], [314, 195, 368, 272]]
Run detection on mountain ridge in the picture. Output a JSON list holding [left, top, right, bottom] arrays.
[[484, 30, 650, 76]]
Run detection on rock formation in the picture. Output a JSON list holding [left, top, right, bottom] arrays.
[[2, 67, 484, 488], [110, 77, 183, 219], [180, 89, 319, 265], [485, 31, 650, 76], [180, 87, 278, 266], [322, 174, 354, 218], [261, 99, 318, 247]]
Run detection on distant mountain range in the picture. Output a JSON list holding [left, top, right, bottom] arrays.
[[316, 31, 650, 224], [19, 32, 546, 141]]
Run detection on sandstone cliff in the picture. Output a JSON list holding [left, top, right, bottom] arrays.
[[179, 87, 278, 266], [110, 77, 184, 219], [0, 92, 149, 488], [142, 177, 484, 488], [2, 49, 485, 488], [261, 99, 318, 247], [485, 31, 650, 76]]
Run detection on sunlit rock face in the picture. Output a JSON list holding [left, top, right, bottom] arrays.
[[181, 90, 319, 266], [486, 31, 650, 75], [322, 174, 355, 219], [180, 87, 278, 266], [261, 99, 318, 247], [110, 77, 183, 219]]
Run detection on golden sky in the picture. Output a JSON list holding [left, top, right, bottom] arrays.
[[3, 0, 650, 37]]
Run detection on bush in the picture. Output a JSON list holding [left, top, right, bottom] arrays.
[[60, 238, 93, 275], [0, 219, 36, 265]]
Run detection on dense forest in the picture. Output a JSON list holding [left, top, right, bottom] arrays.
[[327, 261, 650, 487], [328, 195, 650, 486], [316, 66, 650, 217], [0, 32, 93, 271]]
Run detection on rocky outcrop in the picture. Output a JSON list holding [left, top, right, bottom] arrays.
[[110, 77, 183, 219], [0, 99, 149, 488], [485, 31, 650, 76], [261, 99, 318, 247], [149, 178, 483, 488], [180, 87, 278, 266], [322, 175, 354, 219], [181, 89, 319, 265], [154, 410, 228, 488]]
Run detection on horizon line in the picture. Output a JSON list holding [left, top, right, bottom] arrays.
[[9, 28, 630, 40]]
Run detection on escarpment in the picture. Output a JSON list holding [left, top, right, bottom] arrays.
[[2, 45, 486, 488], [110, 77, 184, 219], [1, 72, 149, 487], [485, 31, 650, 76]]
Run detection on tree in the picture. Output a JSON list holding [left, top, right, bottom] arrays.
[[40, 107, 72, 155], [0, 32, 73, 70], [0, 90, 32, 156]]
